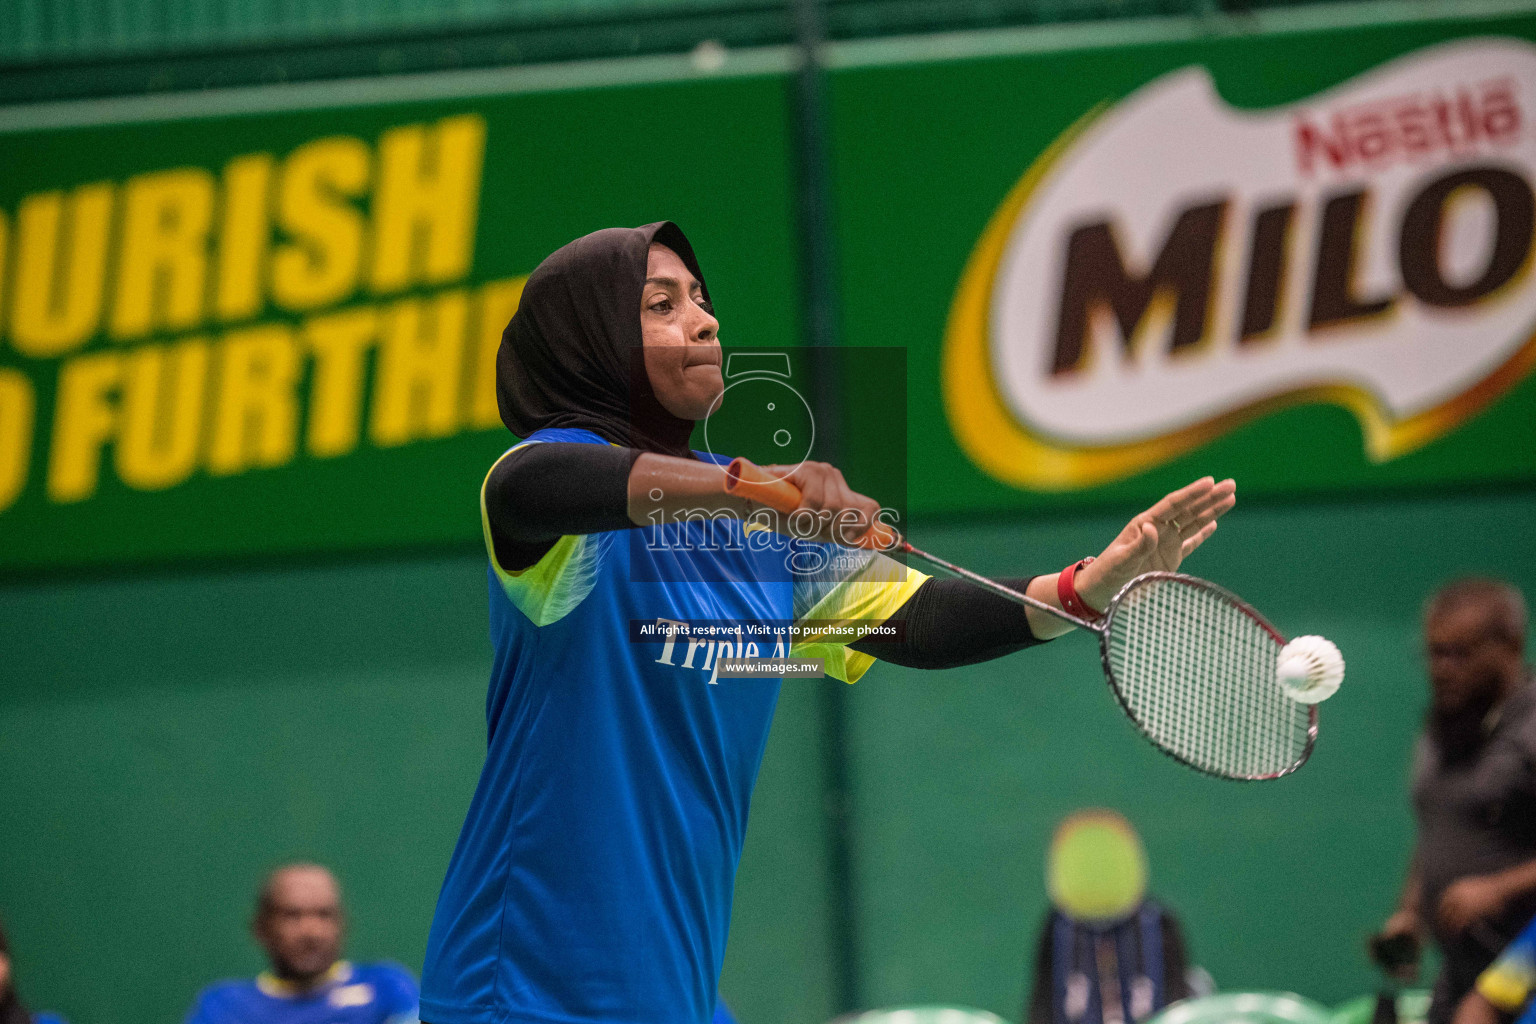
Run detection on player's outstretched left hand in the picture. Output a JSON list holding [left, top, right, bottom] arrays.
[[1075, 477, 1237, 612]]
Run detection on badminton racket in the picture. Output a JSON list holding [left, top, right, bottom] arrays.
[[724, 458, 1317, 780]]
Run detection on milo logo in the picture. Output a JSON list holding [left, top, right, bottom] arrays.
[[944, 39, 1536, 490]]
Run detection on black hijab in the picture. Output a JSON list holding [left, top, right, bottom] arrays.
[[496, 222, 711, 459]]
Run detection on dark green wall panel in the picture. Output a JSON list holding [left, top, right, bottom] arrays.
[[0, 0, 1326, 69], [5, 486, 1534, 1022], [846, 488, 1536, 1017]]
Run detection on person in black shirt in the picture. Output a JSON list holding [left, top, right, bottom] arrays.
[[1374, 579, 1536, 1024]]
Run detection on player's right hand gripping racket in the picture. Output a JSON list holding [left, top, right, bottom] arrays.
[[725, 459, 1318, 781]]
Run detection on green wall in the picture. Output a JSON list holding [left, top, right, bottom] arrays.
[[4, 485, 1533, 1023], [848, 487, 1536, 1015]]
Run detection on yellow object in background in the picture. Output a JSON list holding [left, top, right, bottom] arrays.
[[1047, 809, 1148, 923]]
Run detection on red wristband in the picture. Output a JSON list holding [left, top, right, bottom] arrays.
[[1058, 557, 1104, 623]]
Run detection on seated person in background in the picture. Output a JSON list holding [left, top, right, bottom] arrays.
[[0, 919, 66, 1024], [1026, 810, 1205, 1024], [1453, 911, 1536, 1024], [186, 863, 418, 1024]]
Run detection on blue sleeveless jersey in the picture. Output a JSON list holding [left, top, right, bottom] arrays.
[[421, 429, 924, 1024]]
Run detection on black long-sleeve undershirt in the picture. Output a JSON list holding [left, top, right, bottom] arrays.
[[485, 442, 640, 571], [483, 442, 1050, 668], [846, 575, 1046, 667]]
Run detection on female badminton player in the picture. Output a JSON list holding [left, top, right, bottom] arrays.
[[419, 222, 1235, 1024]]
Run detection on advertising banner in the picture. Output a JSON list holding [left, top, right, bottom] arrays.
[[0, 75, 801, 570], [4, 9, 1535, 569], [832, 12, 1536, 512]]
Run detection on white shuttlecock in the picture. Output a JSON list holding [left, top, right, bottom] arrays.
[[1276, 635, 1345, 704]]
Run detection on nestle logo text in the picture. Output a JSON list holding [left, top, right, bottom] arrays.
[[1294, 77, 1521, 176]]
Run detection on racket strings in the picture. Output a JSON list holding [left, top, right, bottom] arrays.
[[1106, 577, 1311, 778]]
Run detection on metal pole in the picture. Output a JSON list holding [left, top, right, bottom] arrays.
[[786, 0, 862, 1013]]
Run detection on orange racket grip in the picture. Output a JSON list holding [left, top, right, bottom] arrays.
[[724, 458, 803, 513], [724, 458, 901, 552]]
